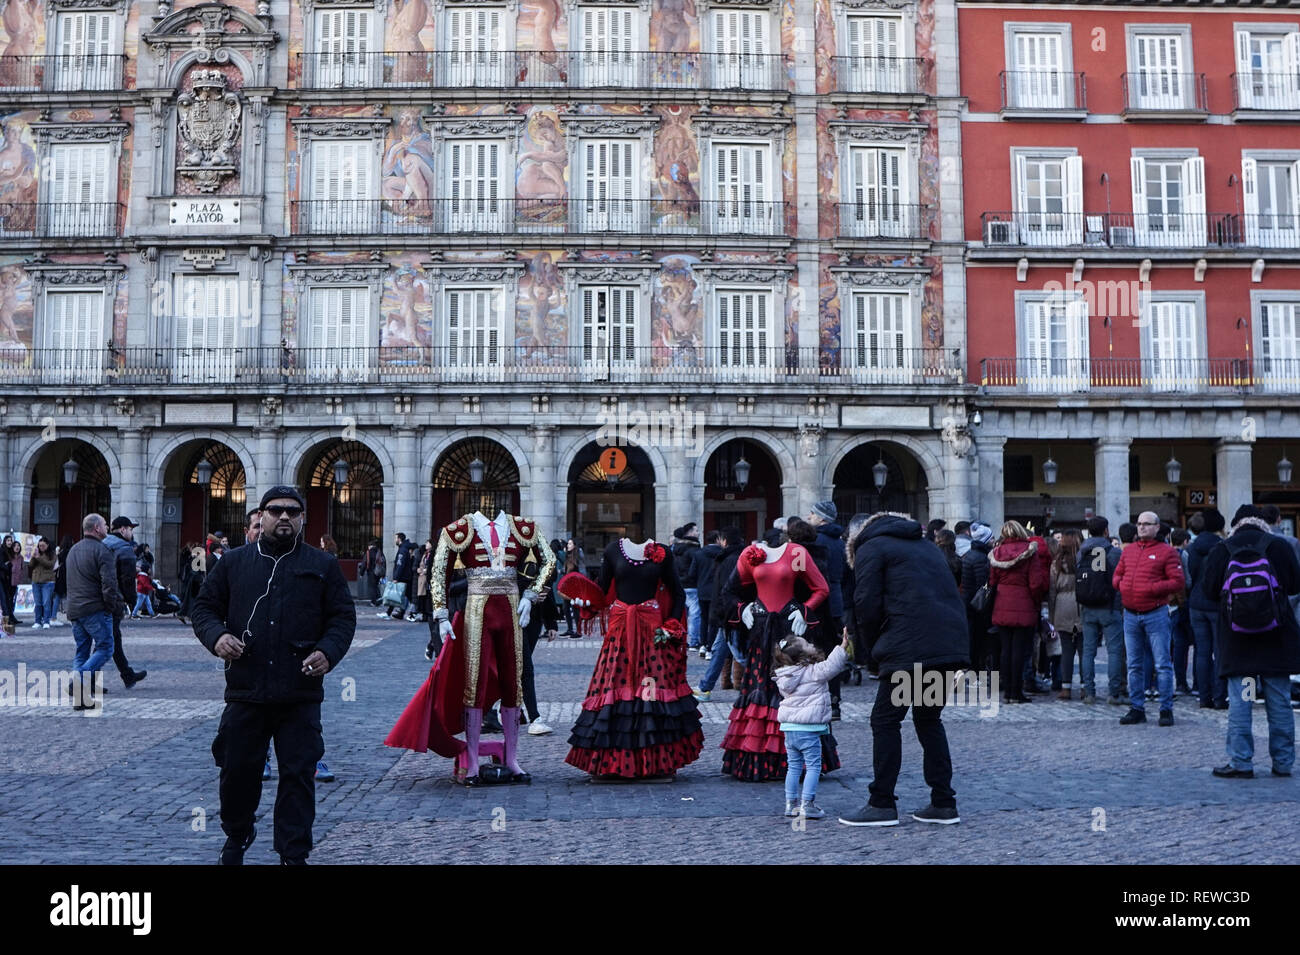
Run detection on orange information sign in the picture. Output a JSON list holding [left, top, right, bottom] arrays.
[[601, 447, 628, 477]]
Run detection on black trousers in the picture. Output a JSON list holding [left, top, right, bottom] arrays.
[[520, 621, 543, 723], [111, 612, 133, 677], [212, 700, 323, 862], [869, 667, 956, 810], [1000, 625, 1034, 700]]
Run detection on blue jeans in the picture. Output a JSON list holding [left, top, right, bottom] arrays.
[[1189, 608, 1227, 706], [31, 581, 54, 625], [1080, 605, 1125, 699], [784, 730, 824, 803], [699, 626, 733, 692], [1124, 607, 1174, 713], [72, 611, 115, 682], [684, 589, 700, 647], [132, 593, 154, 616], [1226, 675, 1295, 773]]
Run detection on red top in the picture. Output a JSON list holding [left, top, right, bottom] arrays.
[[1112, 539, 1185, 613], [737, 543, 829, 613]]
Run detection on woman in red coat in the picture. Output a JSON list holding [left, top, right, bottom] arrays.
[[988, 521, 1049, 703]]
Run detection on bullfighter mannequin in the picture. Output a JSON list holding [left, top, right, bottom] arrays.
[[385, 510, 555, 785]]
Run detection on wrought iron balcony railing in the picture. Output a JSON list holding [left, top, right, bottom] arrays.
[[979, 356, 1284, 394], [0, 54, 125, 91], [0, 346, 965, 387], [0, 202, 123, 238], [832, 55, 924, 95], [837, 202, 930, 240], [295, 50, 788, 91], [999, 70, 1087, 111], [979, 211, 1244, 250], [1121, 71, 1208, 113], [1232, 71, 1300, 112], [290, 198, 789, 237]]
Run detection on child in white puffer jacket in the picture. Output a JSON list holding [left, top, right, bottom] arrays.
[[774, 631, 850, 819]]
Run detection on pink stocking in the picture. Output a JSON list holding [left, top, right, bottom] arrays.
[[462, 707, 482, 779], [501, 706, 525, 776]]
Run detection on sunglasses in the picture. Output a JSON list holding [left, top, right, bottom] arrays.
[[264, 506, 303, 518]]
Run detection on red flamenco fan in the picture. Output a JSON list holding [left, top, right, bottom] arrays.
[[557, 571, 606, 619]]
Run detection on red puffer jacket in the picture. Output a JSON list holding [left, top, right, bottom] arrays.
[[989, 538, 1049, 628], [1112, 539, 1184, 613]]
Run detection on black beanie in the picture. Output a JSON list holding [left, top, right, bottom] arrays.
[[1199, 507, 1225, 534], [1231, 504, 1262, 526]]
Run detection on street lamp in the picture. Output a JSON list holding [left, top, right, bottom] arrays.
[[62, 456, 79, 489], [195, 458, 213, 486], [872, 451, 888, 492], [1164, 449, 1182, 486], [733, 450, 751, 492], [468, 457, 485, 486], [1279, 450, 1293, 486], [332, 457, 350, 489], [1042, 447, 1058, 487]]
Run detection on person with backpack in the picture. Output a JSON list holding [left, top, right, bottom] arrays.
[[1197, 505, 1300, 778], [1077, 517, 1126, 706], [1186, 509, 1229, 709], [1112, 511, 1185, 727]]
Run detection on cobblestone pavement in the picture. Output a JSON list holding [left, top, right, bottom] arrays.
[[2, 612, 1297, 865]]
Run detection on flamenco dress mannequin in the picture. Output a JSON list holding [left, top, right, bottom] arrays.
[[385, 510, 555, 785], [565, 538, 704, 779], [720, 540, 837, 782]]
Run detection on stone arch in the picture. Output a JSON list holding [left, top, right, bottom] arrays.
[[15, 429, 121, 485], [165, 47, 258, 90], [554, 431, 667, 488], [282, 429, 395, 489], [822, 431, 947, 496], [422, 428, 534, 490], [149, 429, 258, 493], [691, 428, 795, 490]]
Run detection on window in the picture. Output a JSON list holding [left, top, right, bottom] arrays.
[[580, 286, 637, 369], [712, 142, 773, 234], [307, 286, 371, 380], [1129, 31, 1192, 110], [1142, 298, 1203, 392], [1015, 153, 1082, 246], [711, 8, 770, 89], [1131, 155, 1204, 246], [1243, 157, 1300, 248], [446, 140, 505, 232], [716, 289, 773, 371], [45, 143, 113, 237], [845, 146, 911, 238], [446, 287, 502, 371], [1020, 294, 1089, 392], [55, 11, 116, 91], [1008, 31, 1069, 109], [173, 275, 241, 382], [1235, 29, 1300, 110], [1258, 300, 1300, 392], [846, 291, 911, 377], [1004, 455, 1034, 493], [844, 15, 906, 93], [313, 8, 374, 87], [444, 6, 505, 87], [43, 290, 104, 383], [309, 139, 377, 233], [578, 6, 636, 87], [578, 139, 639, 231]]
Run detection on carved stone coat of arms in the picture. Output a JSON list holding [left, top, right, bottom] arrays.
[[176, 70, 242, 193]]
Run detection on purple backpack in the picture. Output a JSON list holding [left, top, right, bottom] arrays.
[[1221, 539, 1283, 634]]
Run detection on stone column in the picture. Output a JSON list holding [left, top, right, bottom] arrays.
[[1094, 437, 1132, 536], [393, 428, 418, 539], [254, 424, 284, 504], [526, 424, 557, 539], [792, 0, 821, 357], [796, 424, 825, 520], [661, 442, 695, 542], [0, 427, 12, 531], [117, 427, 147, 533], [1216, 439, 1254, 516], [975, 434, 1007, 528]]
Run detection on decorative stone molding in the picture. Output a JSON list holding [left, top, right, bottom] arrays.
[[556, 263, 659, 284], [799, 424, 824, 459], [47, 0, 130, 14], [26, 264, 124, 295], [830, 268, 928, 288], [423, 264, 524, 284], [693, 116, 791, 139], [29, 121, 129, 145], [144, 2, 279, 89], [287, 263, 389, 292], [394, 396, 413, 414], [180, 246, 229, 270], [302, 0, 389, 17], [563, 0, 649, 11], [55, 397, 76, 414], [736, 396, 756, 414], [828, 121, 926, 147], [839, 0, 914, 10], [693, 265, 794, 285], [559, 114, 660, 138], [113, 397, 136, 416], [462, 396, 481, 413], [807, 396, 828, 416], [291, 117, 392, 141], [531, 396, 550, 415], [260, 396, 282, 415]]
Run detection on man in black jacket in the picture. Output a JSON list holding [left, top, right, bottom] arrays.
[[958, 521, 994, 673], [808, 501, 846, 717], [689, 529, 723, 659], [1186, 508, 1228, 709], [693, 527, 743, 700], [672, 523, 701, 648], [840, 512, 969, 828], [104, 516, 147, 688], [1198, 505, 1300, 778], [193, 485, 355, 865], [1077, 516, 1126, 706]]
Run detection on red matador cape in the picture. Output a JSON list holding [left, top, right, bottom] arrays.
[[385, 512, 554, 784]]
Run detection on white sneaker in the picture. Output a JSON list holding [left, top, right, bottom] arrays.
[[704, 651, 713, 661], [52, 619, 66, 627], [784, 800, 799, 817], [527, 721, 553, 736], [799, 802, 827, 820], [375, 611, 391, 618], [30, 623, 40, 629], [42, 623, 50, 629]]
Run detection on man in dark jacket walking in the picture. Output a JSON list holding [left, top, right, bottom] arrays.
[[840, 512, 969, 828], [65, 514, 122, 709], [693, 527, 743, 700], [1199, 506, 1300, 778], [104, 516, 147, 688], [672, 523, 702, 648], [1113, 511, 1185, 727], [1077, 517, 1126, 706], [192, 485, 355, 865], [1186, 508, 1228, 709], [689, 529, 723, 659], [958, 521, 994, 672]]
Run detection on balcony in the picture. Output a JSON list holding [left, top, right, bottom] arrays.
[[979, 357, 1283, 395], [1232, 72, 1300, 118], [1121, 72, 1208, 119], [837, 202, 930, 241], [832, 56, 924, 95], [979, 211, 1242, 251], [289, 198, 789, 238], [0, 54, 125, 92], [0, 202, 122, 239], [998, 71, 1087, 118], [294, 50, 788, 92], [0, 346, 965, 388]]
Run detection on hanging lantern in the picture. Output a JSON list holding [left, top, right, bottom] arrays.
[[468, 457, 485, 485], [1164, 452, 1182, 486], [62, 456, 79, 489], [332, 457, 350, 489], [195, 458, 213, 486], [733, 455, 751, 492], [872, 457, 888, 491], [1042, 453, 1058, 487], [1279, 453, 1293, 486]]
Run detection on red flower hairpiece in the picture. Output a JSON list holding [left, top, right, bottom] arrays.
[[645, 542, 667, 564], [742, 545, 766, 567]]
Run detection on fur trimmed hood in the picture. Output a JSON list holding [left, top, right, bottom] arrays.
[[1231, 517, 1273, 537], [989, 538, 1038, 570]]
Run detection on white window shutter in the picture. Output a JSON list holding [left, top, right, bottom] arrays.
[[581, 287, 596, 359], [1235, 30, 1254, 107], [1286, 33, 1300, 104], [1290, 159, 1300, 223], [1130, 156, 1148, 243], [1184, 156, 1206, 245], [1063, 155, 1083, 244], [1066, 296, 1089, 388], [1242, 156, 1259, 244], [1014, 153, 1030, 212]]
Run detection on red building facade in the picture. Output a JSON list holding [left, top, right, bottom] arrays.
[[959, 0, 1300, 533]]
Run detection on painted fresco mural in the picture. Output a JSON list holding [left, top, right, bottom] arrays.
[[0, 0, 42, 88], [0, 259, 32, 358]]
